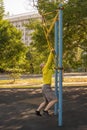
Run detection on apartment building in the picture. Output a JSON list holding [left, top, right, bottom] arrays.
[[5, 12, 41, 46]]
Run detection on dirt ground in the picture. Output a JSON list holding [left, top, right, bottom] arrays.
[[0, 86, 87, 130]]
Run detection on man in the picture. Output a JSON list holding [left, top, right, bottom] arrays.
[[36, 49, 58, 116]]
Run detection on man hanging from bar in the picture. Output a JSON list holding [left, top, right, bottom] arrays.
[[35, 48, 58, 116]]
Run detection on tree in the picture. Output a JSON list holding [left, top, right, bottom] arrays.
[[0, 0, 4, 19], [27, 0, 87, 72], [63, 0, 87, 70], [0, 20, 27, 72], [25, 19, 50, 73], [81, 51, 87, 72]]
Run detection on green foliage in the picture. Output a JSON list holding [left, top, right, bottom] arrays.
[[26, 19, 48, 52], [38, 0, 58, 15], [0, 20, 27, 71], [25, 46, 48, 74], [63, 0, 87, 70], [27, 0, 87, 72], [0, 0, 4, 19], [81, 51, 87, 71]]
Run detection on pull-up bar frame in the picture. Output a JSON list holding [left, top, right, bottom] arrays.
[[55, 3, 63, 126]]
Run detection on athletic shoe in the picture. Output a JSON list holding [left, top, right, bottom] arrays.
[[43, 110, 50, 116], [35, 110, 42, 116]]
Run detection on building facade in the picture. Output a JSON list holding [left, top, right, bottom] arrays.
[[5, 12, 41, 46]]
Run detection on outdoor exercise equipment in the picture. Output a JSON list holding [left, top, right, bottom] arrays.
[[41, 3, 63, 126], [32, 0, 63, 127], [54, 3, 63, 126], [57, 4, 63, 126], [41, 10, 58, 50]]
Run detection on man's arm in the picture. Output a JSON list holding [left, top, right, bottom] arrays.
[[44, 49, 55, 69]]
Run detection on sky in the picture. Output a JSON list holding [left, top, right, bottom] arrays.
[[4, 0, 37, 15]]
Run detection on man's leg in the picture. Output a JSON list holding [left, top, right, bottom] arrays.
[[37, 101, 47, 111], [44, 98, 57, 111], [36, 101, 48, 116]]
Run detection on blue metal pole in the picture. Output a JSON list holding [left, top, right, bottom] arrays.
[[54, 20, 59, 115], [58, 3, 63, 126]]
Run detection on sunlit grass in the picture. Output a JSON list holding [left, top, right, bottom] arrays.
[[0, 76, 87, 88], [0, 78, 43, 88], [63, 77, 87, 82]]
